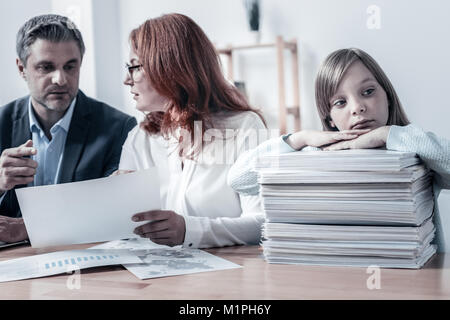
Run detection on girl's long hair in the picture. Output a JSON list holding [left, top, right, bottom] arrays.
[[315, 48, 410, 131]]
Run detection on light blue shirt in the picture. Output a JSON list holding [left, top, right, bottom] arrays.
[[0, 98, 76, 206], [29, 98, 76, 186]]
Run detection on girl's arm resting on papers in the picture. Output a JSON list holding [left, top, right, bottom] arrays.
[[324, 124, 450, 189], [386, 124, 450, 190], [227, 129, 371, 196], [286, 129, 371, 150], [323, 126, 391, 151], [227, 136, 296, 196]]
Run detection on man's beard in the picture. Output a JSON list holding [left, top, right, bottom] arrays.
[[35, 92, 76, 112]]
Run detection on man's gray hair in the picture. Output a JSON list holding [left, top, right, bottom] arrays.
[[17, 14, 85, 65]]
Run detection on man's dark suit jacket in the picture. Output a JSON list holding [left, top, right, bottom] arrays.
[[0, 90, 137, 218]]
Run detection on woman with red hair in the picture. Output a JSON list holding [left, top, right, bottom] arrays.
[[119, 13, 267, 248]]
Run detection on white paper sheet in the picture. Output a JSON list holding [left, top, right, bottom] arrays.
[[0, 249, 143, 283], [16, 169, 160, 248], [91, 238, 242, 280]]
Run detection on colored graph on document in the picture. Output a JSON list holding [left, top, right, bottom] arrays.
[[44, 254, 120, 270]]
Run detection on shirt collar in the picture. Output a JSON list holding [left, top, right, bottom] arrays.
[[28, 97, 77, 135]]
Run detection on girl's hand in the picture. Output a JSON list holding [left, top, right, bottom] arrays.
[[286, 129, 371, 150], [132, 210, 186, 247], [323, 126, 391, 151]]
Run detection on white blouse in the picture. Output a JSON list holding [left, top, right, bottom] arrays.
[[119, 111, 267, 249]]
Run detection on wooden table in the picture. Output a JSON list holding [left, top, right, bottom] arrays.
[[0, 244, 449, 300]]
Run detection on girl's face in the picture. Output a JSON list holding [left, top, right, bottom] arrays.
[[328, 60, 389, 131], [124, 48, 169, 113]]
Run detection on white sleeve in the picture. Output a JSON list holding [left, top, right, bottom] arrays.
[[182, 113, 268, 248], [227, 134, 296, 196], [118, 126, 154, 171], [183, 194, 265, 248], [387, 124, 450, 190]]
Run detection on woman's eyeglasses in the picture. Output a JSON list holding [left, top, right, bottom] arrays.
[[125, 63, 144, 82]]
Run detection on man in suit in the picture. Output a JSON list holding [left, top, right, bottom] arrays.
[[0, 15, 137, 243]]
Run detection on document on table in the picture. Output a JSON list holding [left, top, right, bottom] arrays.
[[0, 249, 143, 283], [91, 238, 242, 280], [16, 169, 160, 248]]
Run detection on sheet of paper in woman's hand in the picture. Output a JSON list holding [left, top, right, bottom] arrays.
[[16, 169, 160, 248]]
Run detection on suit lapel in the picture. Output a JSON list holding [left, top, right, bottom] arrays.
[[12, 98, 31, 148], [58, 91, 92, 183]]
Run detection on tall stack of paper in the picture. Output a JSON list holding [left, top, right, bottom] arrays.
[[256, 149, 437, 269]]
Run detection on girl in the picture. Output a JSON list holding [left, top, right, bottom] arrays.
[[118, 14, 267, 249], [228, 48, 450, 252]]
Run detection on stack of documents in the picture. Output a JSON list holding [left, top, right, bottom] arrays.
[[256, 149, 437, 269], [256, 149, 421, 172]]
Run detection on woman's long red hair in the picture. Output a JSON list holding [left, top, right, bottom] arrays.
[[130, 13, 265, 158]]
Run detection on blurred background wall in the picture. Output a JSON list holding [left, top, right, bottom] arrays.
[[1, 0, 449, 248]]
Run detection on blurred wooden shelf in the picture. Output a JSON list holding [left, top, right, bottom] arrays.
[[217, 36, 301, 134], [217, 41, 298, 54]]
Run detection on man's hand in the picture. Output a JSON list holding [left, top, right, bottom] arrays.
[[323, 126, 391, 151], [0, 216, 28, 243], [110, 170, 135, 177], [0, 140, 38, 195], [132, 210, 186, 247], [286, 129, 371, 150]]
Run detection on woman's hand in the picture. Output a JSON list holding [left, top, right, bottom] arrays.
[[132, 210, 186, 247], [323, 126, 391, 151], [286, 129, 371, 150]]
